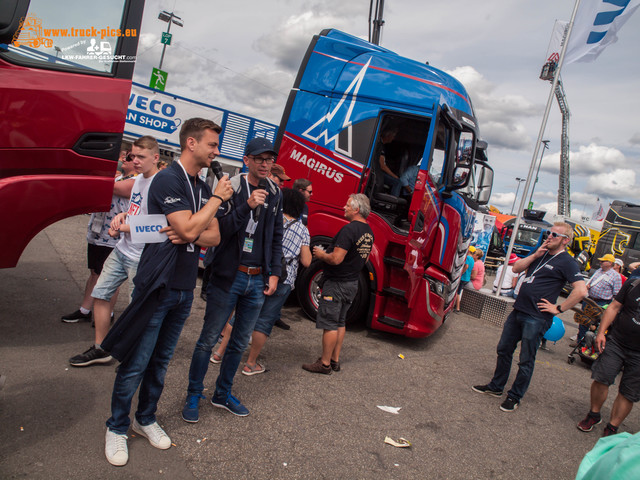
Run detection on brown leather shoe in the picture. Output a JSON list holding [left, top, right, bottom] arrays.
[[302, 358, 332, 375]]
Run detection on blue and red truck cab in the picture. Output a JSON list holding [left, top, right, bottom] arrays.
[[275, 30, 493, 338]]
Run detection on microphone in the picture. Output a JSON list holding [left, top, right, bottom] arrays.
[[210, 160, 224, 180], [254, 178, 268, 222]]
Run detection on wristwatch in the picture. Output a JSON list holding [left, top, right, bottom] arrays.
[[556, 304, 563, 313]]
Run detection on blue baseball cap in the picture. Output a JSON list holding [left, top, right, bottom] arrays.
[[245, 137, 277, 156]]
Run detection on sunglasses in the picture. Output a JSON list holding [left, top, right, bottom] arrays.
[[548, 231, 568, 239]]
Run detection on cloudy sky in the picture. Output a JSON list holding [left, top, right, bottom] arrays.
[[132, 0, 640, 221]]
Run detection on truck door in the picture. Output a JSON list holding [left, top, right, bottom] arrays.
[[0, 0, 143, 267], [403, 108, 449, 306]]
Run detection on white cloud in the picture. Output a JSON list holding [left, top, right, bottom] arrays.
[[255, 3, 366, 71], [481, 122, 531, 150], [541, 143, 626, 176], [586, 169, 639, 199], [447, 66, 541, 150], [489, 192, 516, 212]]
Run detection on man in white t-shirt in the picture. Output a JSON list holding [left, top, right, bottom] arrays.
[[69, 136, 160, 367], [493, 253, 520, 297]]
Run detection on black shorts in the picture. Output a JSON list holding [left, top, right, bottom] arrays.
[[316, 279, 358, 331], [87, 243, 114, 275], [591, 336, 640, 402]]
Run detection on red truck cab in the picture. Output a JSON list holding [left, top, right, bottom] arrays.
[[0, 0, 143, 268], [276, 30, 493, 337]]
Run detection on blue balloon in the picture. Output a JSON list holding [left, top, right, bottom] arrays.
[[544, 316, 566, 342]]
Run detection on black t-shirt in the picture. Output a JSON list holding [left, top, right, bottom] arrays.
[[380, 142, 405, 176], [147, 161, 212, 290], [609, 278, 640, 351], [514, 251, 582, 321], [324, 221, 374, 282]]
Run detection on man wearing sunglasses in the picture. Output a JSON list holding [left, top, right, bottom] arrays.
[[293, 178, 312, 226], [473, 222, 587, 412]]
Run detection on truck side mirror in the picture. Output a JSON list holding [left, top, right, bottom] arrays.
[[0, 0, 30, 45], [475, 163, 493, 205], [450, 166, 471, 188]]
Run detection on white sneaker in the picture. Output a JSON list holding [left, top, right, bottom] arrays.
[[570, 335, 578, 341], [132, 419, 171, 450], [105, 429, 128, 466]]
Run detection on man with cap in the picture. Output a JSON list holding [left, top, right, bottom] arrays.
[[613, 258, 627, 284], [571, 254, 622, 345], [182, 137, 284, 421], [492, 253, 520, 297], [270, 163, 291, 187]]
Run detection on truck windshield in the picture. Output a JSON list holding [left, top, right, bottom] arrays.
[[515, 228, 542, 247]]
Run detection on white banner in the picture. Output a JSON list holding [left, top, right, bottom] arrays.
[[125, 83, 225, 149], [565, 0, 640, 63], [129, 214, 168, 244]]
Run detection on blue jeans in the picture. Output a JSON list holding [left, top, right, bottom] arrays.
[[106, 289, 193, 434], [254, 283, 292, 336], [487, 310, 551, 401], [187, 272, 266, 398], [384, 173, 402, 196]]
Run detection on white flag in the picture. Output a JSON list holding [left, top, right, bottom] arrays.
[[544, 20, 569, 65], [592, 198, 605, 221], [565, 0, 640, 64]]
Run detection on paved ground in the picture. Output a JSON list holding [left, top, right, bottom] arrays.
[[1, 215, 637, 479]]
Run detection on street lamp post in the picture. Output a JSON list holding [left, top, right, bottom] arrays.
[[157, 10, 183, 71], [528, 140, 550, 208], [511, 177, 526, 215]]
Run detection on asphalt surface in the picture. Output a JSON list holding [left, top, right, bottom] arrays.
[[1, 215, 637, 479]]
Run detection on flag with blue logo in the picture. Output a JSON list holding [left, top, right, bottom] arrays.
[[565, 0, 640, 63]]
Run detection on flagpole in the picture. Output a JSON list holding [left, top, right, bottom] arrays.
[[495, 0, 582, 297]]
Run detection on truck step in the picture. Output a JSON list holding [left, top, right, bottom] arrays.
[[382, 287, 406, 299], [383, 256, 405, 268], [378, 316, 405, 329]]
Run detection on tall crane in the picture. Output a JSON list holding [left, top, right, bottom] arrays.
[[540, 60, 571, 216]]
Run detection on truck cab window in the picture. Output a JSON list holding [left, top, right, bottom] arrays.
[[428, 124, 448, 186], [4, 0, 129, 74]]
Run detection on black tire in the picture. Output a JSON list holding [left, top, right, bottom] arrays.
[[296, 261, 370, 327], [567, 355, 576, 364]]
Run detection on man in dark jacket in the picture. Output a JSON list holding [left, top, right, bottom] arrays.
[[103, 118, 233, 467], [182, 137, 284, 422]]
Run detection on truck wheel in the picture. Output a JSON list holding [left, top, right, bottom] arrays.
[[297, 261, 369, 327]]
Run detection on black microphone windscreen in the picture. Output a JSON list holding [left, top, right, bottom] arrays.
[[210, 161, 224, 180], [254, 178, 268, 222]]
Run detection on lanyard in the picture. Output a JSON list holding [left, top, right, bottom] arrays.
[[177, 160, 201, 213], [530, 251, 561, 277]]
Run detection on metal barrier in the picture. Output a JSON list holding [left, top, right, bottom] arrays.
[[459, 287, 515, 327]]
